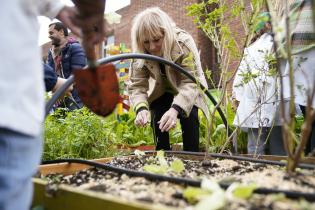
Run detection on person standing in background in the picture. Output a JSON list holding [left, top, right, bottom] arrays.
[[279, 0, 315, 155], [47, 22, 86, 110], [233, 13, 286, 155]]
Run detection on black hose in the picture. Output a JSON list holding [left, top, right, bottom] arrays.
[[209, 153, 315, 169], [42, 158, 200, 187], [142, 150, 315, 170], [41, 158, 315, 201], [45, 53, 229, 132], [128, 150, 315, 170]]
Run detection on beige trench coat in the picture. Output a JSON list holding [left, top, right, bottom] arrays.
[[128, 28, 209, 118]]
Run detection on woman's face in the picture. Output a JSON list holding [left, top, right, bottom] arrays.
[[143, 36, 164, 57]]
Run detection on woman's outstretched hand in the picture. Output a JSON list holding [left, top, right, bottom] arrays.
[[135, 110, 151, 127], [158, 107, 178, 132]]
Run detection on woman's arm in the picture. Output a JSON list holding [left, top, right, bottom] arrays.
[[127, 62, 150, 113]]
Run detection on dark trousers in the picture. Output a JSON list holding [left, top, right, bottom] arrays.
[[247, 126, 287, 156], [267, 126, 287, 156], [150, 93, 200, 152], [300, 105, 315, 155]]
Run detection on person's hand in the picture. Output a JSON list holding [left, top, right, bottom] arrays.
[[75, 14, 106, 45], [52, 78, 73, 96], [71, 0, 106, 45], [56, 6, 82, 38], [57, 4, 106, 46], [158, 108, 178, 132], [135, 110, 151, 127]]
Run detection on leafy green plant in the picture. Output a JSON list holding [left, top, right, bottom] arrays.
[[44, 108, 157, 160], [108, 111, 154, 147], [44, 108, 120, 160], [45, 106, 217, 160], [142, 150, 185, 175]]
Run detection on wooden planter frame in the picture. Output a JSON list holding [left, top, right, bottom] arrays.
[[32, 153, 315, 210], [32, 157, 175, 210]]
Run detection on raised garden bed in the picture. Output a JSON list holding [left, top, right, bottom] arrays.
[[33, 152, 315, 210]]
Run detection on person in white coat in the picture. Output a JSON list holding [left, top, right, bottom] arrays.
[[233, 13, 285, 155], [0, 1, 106, 210], [279, 0, 315, 155]]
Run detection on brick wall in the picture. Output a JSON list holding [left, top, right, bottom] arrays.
[[224, 0, 253, 92]]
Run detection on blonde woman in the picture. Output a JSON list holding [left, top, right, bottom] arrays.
[[128, 7, 208, 152]]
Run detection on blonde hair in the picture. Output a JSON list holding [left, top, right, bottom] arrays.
[[131, 7, 176, 67]]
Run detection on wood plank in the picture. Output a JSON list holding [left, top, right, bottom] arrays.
[[39, 157, 113, 176], [32, 178, 175, 210]]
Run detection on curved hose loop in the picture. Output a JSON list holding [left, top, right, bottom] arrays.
[[99, 53, 229, 131], [46, 53, 229, 132]]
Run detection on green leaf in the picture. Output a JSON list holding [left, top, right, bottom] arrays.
[[143, 164, 168, 175], [170, 159, 185, 173], [183, 187, 210, 204], [228, 183, 257, 199]]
